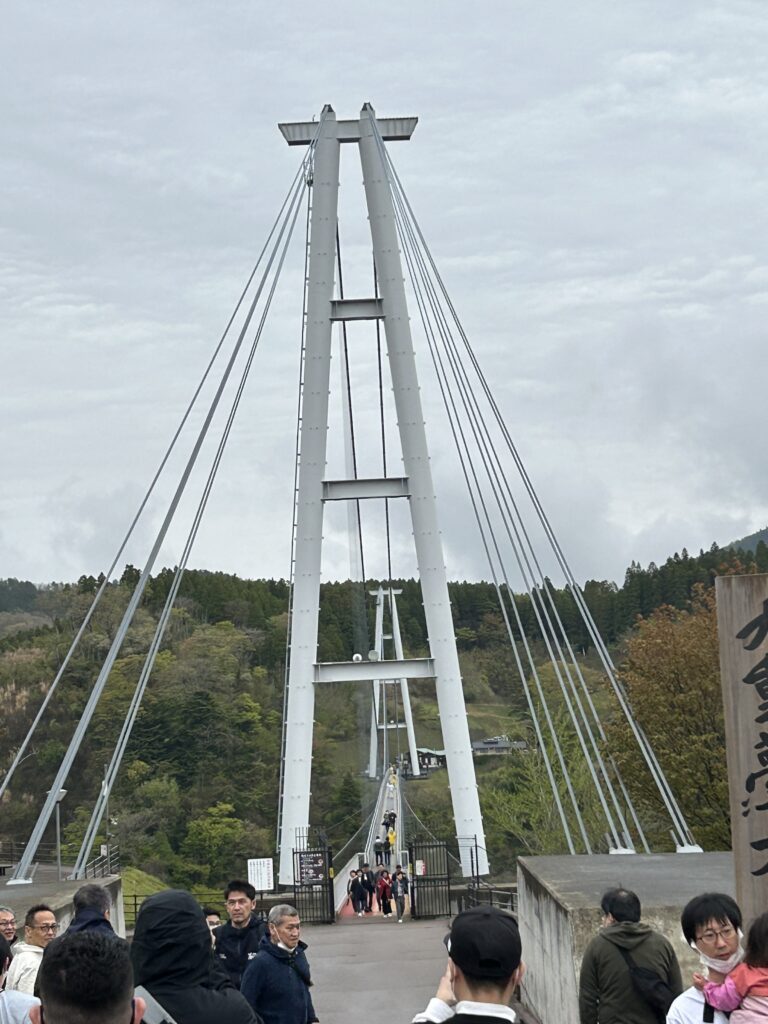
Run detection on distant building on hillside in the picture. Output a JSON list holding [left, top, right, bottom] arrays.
[[416, 747, 447, 771], [471, 734, 527, 757]]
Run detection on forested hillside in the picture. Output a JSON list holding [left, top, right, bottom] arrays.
[[728, 526, 768, 555], [0, 539, 762, 883]]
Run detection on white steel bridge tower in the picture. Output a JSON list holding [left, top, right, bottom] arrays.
[[277, 104, 488, 885]]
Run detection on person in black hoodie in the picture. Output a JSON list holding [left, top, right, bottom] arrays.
[[131, 889, 258, 1024], [214, 881, 268, 989], [65, 884, 115, 937]]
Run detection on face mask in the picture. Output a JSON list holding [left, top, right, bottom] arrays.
[[691, 938, 744, 975]]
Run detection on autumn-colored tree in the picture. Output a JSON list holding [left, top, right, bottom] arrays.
[[609, 585, 729, 850]]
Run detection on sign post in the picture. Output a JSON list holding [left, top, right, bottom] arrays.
[[716, 573, 768, 926]]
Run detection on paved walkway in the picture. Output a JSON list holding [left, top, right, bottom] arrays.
[[302, 916, 449, 1024]]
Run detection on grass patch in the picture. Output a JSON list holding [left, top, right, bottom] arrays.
[[121, 866, 167, 926]]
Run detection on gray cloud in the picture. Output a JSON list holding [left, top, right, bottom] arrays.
[[2, 0, 766, 588]]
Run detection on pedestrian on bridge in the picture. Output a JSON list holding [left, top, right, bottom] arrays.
[[361, 862, 376, 913], [241, 904, 318, 1024], [374, 863, 387, 910], [391, 869, 409, 923], [347, 870, 366, 916], [412, 905, 526, 1023], [377, 870, 393, 917]]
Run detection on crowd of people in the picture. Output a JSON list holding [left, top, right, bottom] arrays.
[[0, 881, 313, 1024], [578, 887, 767, 1024], [0, 876, 762, 1024], [345, 861, 410, 922]]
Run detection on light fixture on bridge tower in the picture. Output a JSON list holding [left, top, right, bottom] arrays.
[[276, 103, 488, 886]]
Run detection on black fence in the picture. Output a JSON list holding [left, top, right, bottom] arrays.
[[123, 890, 273, 929], [292, 846, 335, 924], [408, 839, 451, 918]]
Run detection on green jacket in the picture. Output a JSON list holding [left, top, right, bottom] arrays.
[[578, 921, 683, 1024]]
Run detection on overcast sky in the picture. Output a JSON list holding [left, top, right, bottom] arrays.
[[2, 1, 766, 590]]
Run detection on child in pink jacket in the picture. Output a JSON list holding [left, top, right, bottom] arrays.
[[694, 912, 768, 1022]]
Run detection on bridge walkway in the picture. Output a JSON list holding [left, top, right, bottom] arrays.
[[301, 917, 448, 1024]]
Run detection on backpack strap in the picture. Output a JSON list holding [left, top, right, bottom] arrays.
[[614, 943, 636, 969]]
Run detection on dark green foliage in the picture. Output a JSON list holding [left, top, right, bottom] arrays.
[[0, 539, 755, 883], [0, 579, 38, 612], [727, 526, 768, 557]]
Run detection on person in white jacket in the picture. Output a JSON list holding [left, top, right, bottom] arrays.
[[5, 906, 58, 996], [1, 934, 39, 1024]]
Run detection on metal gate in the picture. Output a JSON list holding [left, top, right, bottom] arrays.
[[292, 845, 335, 924], [408, 839, 451, 918]]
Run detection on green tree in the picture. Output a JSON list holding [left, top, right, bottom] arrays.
[[181, 802, 248, 886], [609, 585, 729, 850]]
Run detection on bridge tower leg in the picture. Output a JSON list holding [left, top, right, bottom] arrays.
[[358, 104, 487, 875], [278, 104, 488, 884], [278, 107, 341, 886]]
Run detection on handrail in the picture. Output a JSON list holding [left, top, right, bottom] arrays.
[[464, 878, 518, 913]]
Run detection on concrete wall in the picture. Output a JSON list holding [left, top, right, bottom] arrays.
[[516, 853, 735, 1024], [518, 859, 577, 1024]]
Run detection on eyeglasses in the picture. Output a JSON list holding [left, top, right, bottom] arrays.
[[0, 918, 15, 929], [32, 923, 59, 934], [696, 924, 736, 946]]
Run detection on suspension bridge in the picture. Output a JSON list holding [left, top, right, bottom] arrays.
[[2, 104, 701, 900]]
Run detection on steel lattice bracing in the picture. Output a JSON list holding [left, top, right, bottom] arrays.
[[277, 105, 488, 884]]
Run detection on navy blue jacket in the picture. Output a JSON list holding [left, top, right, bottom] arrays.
[[214, 914, 268, 989], [241, 936, 318, 1024], [65, 908, 115, 936]]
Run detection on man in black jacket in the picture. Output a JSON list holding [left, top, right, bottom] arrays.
[[214, 880, 267, 989], [65, 884, 115, 937], [412, 906, 526, 1024]]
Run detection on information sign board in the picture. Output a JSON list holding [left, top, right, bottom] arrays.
[[297, 850, 326, 885], [247, 857, 274, 892]]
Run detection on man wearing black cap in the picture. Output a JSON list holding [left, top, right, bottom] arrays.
[[412, 906, 525, 1023]]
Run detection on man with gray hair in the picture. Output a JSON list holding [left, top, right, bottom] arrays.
[[241, 904, 318, 1024], [65, 884, 114, 937], [0, 906, 17, 947]]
